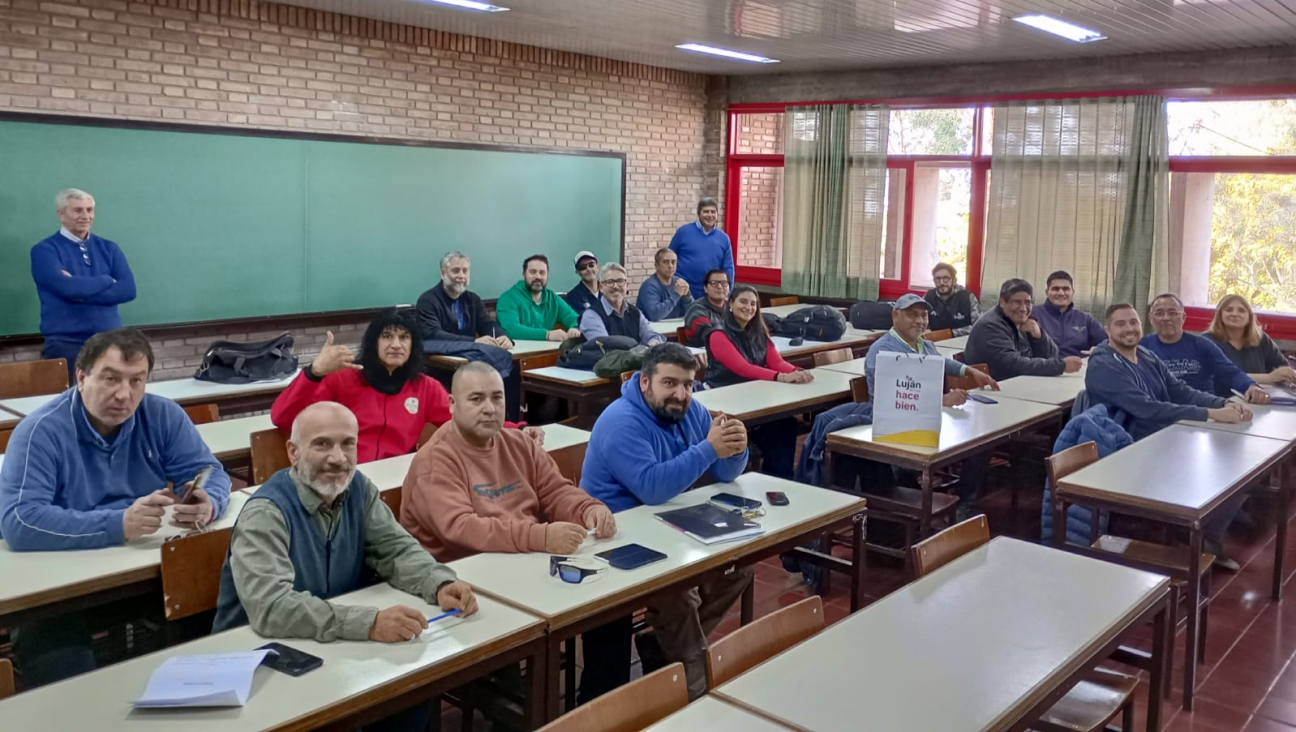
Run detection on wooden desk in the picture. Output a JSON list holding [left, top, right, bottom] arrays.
[[521, 350, 703, 428], [650, 317, 685, 337], [450, 473, 867, 720], [941, 334, 970, 350], [0, 372, 300, 419], [0, 394, 58, 417], [194, 414, 274, 464], [771, 330, 881, 365], [715, 537, 1172, 732], [826, 398, 1063, 536], [1054, 424, 1291, 710], [425, 339, 559, 370], [693, 368, 858, 426], [645, 696, 791, 731], [936, 344, 964, 359], [0, 491, 253, 627], [1180, 402, 1296, 444], [0, 586, 548, 731], [981, 371, 1087, 408]]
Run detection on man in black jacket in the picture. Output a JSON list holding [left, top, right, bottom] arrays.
[[923, 262, 979, 336], [964, 278, 1083, 381]]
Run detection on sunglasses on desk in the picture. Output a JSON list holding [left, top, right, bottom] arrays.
[[549, 555, 607, 584]]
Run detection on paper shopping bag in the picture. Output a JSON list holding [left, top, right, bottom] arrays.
[[872, 352, 944, 447]]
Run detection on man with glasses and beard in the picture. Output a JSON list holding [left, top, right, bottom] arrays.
[[213, 401, 478, 729], [580, 343, 753, 701]]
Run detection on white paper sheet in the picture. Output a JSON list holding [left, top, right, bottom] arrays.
[[132, 650, 271, 708]]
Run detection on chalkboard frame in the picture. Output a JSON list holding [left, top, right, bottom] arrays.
[[0, 110, 627, 345]]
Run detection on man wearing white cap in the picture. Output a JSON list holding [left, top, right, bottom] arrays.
[[565, 251, 602, 315]]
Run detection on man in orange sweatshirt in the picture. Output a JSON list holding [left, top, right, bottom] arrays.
[[400, 361, 624, 701]]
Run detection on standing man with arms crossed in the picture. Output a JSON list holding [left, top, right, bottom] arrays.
[[31, 189, 137, 382], [495, 254, 582, 343], [581, 343, 753, 700], [0, 328, 230, 686], [670, 197, 734, 298], [922, 262, 979, 337], [638, 247, 694, 321]]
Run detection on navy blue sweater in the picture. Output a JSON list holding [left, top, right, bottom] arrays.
[[669, 223, 734, 298], [30, 230, 136, 341], [1140, 333, 1254, 398], [1084, 342, 1225, 441]]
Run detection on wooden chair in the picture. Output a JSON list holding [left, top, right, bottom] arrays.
[[912, 514, 1139, 732], [849, 375, 869, 403], [812, 347, 853, 368], [549, 442, 589, 484], [675, 326, 688, 344], [620, 370, 637, 384], [1047, 441, 1214, 683], [0, 359, 69, 399], [0, 428, 11, 454], [417, 422, 437, 449], [379, 486, 402, 517], [945, 363, 990, 392], [706, 596, 824, 688], [538, 663, 688, 732], [160, 528, 233, 621], [250, 427, 291, 485], [769, 295, 799, 307], [519, 351, 561, 371], [183, 403, 219, 425], [926, 328, 954, 342], [0, 658, 13, 700]]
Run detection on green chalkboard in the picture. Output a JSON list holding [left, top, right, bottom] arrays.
[[0, 115, 624, 337]]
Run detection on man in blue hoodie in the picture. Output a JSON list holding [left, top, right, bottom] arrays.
[[0, 328, 231, 686], [30, 189, 137, 383], [1141, 292, 1269, 403], [582, 342, 752, 699], [1085, 303, 1251, 569]]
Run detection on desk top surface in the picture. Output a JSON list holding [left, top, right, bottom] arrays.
[[716, 537, 1168, 732], [194, 414, 274, 458], [1179, 402, 1296, 444], [828, 398, 1061, 460], [645, 696, 791, 731], [692, 368, 858, 420]]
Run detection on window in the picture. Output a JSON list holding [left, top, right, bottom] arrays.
[[736, 166, 783, 269], [888, 108, 975, 156], [1168, 100, 1296, 156], [908, 163, 971, 288]]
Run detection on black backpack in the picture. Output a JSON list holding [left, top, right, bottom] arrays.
[[194, 332, 299, 384], [774, 305, 848, 342], [556, 335, 638, 371], [849, 301, 895, 330]]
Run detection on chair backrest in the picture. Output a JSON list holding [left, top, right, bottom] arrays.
[[548, 442, 589, 484], [0, 359, 69, 399], [849, 375, 869, 404], [706, 595, 824, 688], [0, 428, 11, 454], [183, 403, 220, 425], [250, 427, 291, 485], [160, 528, 233, 620], [769, 295, 799, 307], [1045, 440, 1100, 486], [519, 352, 560, 371], [911, 515, 990, 577], [619, 370, 637, 384], [676, 326, 688, 344], [945, 363, 989, 392], [0, 658, 13, 700], [538, 662, 688, 732], [812, 347, 853, 368], [379, 486, 403, 517], [926, 328, 954, 342], [417, 422, 437, 449]]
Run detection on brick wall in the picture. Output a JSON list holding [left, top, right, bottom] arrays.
[[0, 0, 715, 378]]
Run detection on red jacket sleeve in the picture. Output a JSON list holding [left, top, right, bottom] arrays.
[[270, 370, 332, 431], [708, 330, 795, 381]]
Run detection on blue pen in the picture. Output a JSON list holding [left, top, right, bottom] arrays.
[[427, 609, 462, 625]]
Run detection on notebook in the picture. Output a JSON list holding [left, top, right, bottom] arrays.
[[654, 503, 765, 545]]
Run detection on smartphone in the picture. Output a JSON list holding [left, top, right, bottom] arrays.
[[710, 492, 762, 512], [181, 466, 213, 505], [257, 642, 324, 677], [766, 491, 790, 506], [967, 393, 998, 405], [594, 543, 668, 571]]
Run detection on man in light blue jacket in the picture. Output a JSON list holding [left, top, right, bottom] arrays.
[[637, 247, 694, 321], [0, 328, 230, 686]]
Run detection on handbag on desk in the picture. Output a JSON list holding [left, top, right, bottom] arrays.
[[194, 332, 298, 384]]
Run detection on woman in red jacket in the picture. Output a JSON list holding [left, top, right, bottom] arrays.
[[703, 286, 811, 479], [271, 309, 539, 463]]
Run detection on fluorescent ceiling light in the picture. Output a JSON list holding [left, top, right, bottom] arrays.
[[676, 43, 780, 64], [1013, 14, 1105, 43], [424, 0, 509, 12]]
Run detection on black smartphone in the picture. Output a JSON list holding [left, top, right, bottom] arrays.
[[594, 543, 668, 571], [967, 394, 998, 405], [710, 492, 763, 511], [766, 491, 790, 506], [257, 642, 324, 677]]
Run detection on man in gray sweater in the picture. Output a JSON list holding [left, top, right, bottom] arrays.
[[964, 278, 1082, 380]]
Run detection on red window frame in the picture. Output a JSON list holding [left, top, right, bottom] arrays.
[[726, 87, 1296, 341]]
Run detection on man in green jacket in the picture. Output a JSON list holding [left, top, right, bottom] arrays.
[[496, 254, 583, 342]]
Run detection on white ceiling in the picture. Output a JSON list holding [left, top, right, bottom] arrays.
[[279, 0, 1296, 74]]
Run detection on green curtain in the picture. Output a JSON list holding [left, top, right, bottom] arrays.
[[982, 96, 1169, 316], [782, 104, 889, 299]]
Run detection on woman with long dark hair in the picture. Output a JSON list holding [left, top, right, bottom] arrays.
[[703, 285, 811, 478], [272, 308, 537, 463]]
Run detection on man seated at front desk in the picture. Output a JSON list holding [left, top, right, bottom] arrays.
[[0, 328, 231, 686], [400, 362, 623, 702], [213, 401, 478, 730], [581, 342, 753, 701], [578, 262, 668, 347]]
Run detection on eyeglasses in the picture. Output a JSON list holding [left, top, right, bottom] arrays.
[[706, 280, 730, 288], [1150, 310, 1184, 318], [549, 555, 606, 584], [602, 278, 627, 287], [577, 261, 598, 271]]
